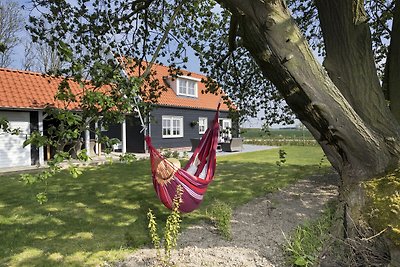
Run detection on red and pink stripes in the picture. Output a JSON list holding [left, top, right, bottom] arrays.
[[145, 104, 220, 213]]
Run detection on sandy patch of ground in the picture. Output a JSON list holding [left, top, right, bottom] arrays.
[[115, 173, 339, 267]]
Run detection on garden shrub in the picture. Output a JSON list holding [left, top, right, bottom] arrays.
[[207, 200, 233, 240]]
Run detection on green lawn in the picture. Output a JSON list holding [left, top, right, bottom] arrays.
[[0, 146, 330, 266]]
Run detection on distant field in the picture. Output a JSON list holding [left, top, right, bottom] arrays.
[[240, 128, 317, 146]]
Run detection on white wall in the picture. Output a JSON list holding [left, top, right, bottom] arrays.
[[0, 111, 31, 168]]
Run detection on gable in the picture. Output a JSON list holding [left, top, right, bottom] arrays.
[[142, 64, 231, 111]]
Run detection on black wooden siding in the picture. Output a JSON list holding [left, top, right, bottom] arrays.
[[149, 106, 230, 149], [102, 115, 145, 153]]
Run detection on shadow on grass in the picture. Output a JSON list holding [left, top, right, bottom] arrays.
[[0, 147, 332, 266]]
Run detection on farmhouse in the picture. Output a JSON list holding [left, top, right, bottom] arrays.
[[0, 66, 235, 168]]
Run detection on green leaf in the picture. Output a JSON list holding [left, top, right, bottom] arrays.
[[0, 43, 6, 53], [58, 41, 73, 62], [36, 192, 48, 204], [294, 256, 308, 266], [69, 166, 83, 179]]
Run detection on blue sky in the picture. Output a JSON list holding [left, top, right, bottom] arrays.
[[9, 0, 33, 69], [10, 0, 201, 72]]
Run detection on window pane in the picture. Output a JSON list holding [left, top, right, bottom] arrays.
[[179, 80, 187, 94], [188, 81, 195, 96], [162, 118, 171, 137], [199, 117, 207, 134]]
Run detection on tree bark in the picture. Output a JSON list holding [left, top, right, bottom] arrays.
[[218, 0, 400, 184], [217, 0, 400, 263], [385, 0, 400, 124], [316, 0, 399, 137]]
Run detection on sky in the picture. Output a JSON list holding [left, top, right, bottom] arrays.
[[9, 0, 34, 69], [10, 0, 202, 72]]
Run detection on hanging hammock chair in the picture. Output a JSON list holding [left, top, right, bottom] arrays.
[[145, 104, 220, 213]]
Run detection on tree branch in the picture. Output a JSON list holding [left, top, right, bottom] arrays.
[[218, 0, 400, 179], [315, 0, 398, 136], [141, 0, 186, 80]]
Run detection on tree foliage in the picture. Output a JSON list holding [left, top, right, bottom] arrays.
[[27, 0, 298, 127], [28, 0, 397, 126], [19, 0, 400, 262], [24, 0, 399, 190]]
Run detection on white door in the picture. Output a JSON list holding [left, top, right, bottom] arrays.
[[0, 111, 31, 168]]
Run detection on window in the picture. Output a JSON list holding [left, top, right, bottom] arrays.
[[198, 117, 208, 134], [219, 118, 232, 142], [162, 116, 183, 138], [177, 78, 198, 97]]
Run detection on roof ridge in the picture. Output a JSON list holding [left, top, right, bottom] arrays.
[[153, 63, 206, 78], [0, 67, 48, 77]]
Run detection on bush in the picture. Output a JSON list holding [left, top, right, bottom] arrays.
[[119, 153, 137, 163], [147, 185, 183, 266], [364, 169, 400, 248], [207, 200, 233, 240], [245, 139, 318, 146]]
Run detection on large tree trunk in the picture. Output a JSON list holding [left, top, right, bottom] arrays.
[[219, 0, 400, 182], [385, 0, 400, 123], [218, 0, 400, 264]]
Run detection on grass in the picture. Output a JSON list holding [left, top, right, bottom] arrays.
[[0, 146, 330, 266], [284, 200, 338, 267]]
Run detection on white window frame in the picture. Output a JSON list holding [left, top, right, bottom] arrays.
[[162, 116, 184, 138], [219, 118, 232, 142], [176, 76, 199, 97], [198, 117, 208, 134]]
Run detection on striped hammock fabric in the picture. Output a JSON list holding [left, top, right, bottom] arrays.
[[145, 104, 220, 213]]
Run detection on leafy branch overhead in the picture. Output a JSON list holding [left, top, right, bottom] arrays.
[[17, 0, 400, 263], [27, 0, 297, 126]]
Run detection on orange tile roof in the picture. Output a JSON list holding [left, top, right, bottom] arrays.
[[0, 66, 230, 111], [0, 68, 83, 110]]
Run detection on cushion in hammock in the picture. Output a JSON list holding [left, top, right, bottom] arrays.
[[166, 158, 181, 169], [154, 157, 181, 184]]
